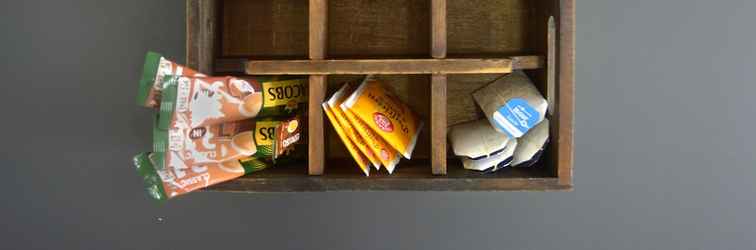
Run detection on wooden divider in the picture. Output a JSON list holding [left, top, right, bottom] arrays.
[[242, 57, 542, 75], [308, 0, 327, 175], [430, 0, 447, 175]]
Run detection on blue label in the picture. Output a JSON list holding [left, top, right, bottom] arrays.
[[492, 98, 541, 138]]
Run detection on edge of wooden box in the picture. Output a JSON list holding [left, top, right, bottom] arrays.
[[185, 0, 575, 192]]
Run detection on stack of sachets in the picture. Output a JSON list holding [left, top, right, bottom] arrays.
[[133, 52, 307, 200], [323, 76, 423, 176], [449, 71, 551, 172]]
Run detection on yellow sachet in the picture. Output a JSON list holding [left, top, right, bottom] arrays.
[[341, 76, 423, 159], [327, 84, 382, 170], [342, 108, 401, 173], [323, 103, 371, 176]]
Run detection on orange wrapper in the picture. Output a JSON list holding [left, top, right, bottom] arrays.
[[159, 75, 264, 129], [134, 152, 246, 200], [137, 51, 205, 108]]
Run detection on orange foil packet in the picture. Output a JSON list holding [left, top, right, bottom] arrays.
[[323, 103, 371, 176], [327, 84, 382, 170], [340, 76, 423, 159], [134, 152, 246, 200], [137, 51, 205, 108], [159, 75, 264, 129], [155, 117, 257, 166]]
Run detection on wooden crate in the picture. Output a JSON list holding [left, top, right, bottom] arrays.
[[186, 0, 574, 191]]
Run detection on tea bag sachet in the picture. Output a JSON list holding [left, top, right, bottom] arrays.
[[327, 83, 382, 170], [323, 103, 371, 176], [341, 76, 423, 159], [462, 139, 517, 172], [330, 83, 402, 173], [473, 71, 547, 138], [512, 118, 550, 167], [449, 119, 517, 172]]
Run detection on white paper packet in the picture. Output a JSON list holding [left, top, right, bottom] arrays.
[[448, 119, 512, 159], [512, 118, 550, 167], [461, 139, 517, 172], [472, 71, 547, 138]]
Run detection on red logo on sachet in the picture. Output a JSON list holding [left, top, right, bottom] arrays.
[[373, 112, 394, 132]]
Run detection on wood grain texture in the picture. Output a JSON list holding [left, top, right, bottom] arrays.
[[557, 0, 575, 186], [221, 0, 308, 58], [309, 0, 327, 60], [431, 74, 447, 175], [307, 0, 328, 175], [448, 0, 531, 56], [186, 0, 216, 74], [328, 0, 429, 58], [547, 16, 556, 117], [308, 75, 327, 175], [243, 57, 541, 75], [205, 160, 569, 192], [431, 0, 447, 59]]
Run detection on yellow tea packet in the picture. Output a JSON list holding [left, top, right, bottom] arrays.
[[333, 86, 401, 173], [341, 76, 423, 159], [327, 84, 382, 170], [323, 103, 371, 176]]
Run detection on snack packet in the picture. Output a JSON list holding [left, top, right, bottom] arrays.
[[153, 116, 255, 171], [158, 75, 264, 129], [137, 51, 205, 108], [134, 152, 257, 200], [244, 77, 308, 117], [341, 76, 423, 159], [323, 103, 371, 176], [327, 83, 382, 170], [273, 115, 305, 161], [154, 113, 305, 168], [472, 71, 547, 138], [331, 84, 401, 173], [512, 118, 549, 167]]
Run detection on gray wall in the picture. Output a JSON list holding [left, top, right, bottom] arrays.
[[2, 0, 755, 249]]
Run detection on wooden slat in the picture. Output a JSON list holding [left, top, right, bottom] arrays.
[[431, 75, 447, 175], [308, 75, 327, 175], [430, 0, 448, 175], [186, 0, 216, 74], [208, 177, 567, 192], [243, 57, 542, 75], [547, 16, 556, 117], [307, 0, 328, 175], [309, 0, 327, 60], [558, 0, 575, 186], [431, 0, 447, 59], [205, 160, 569, 192]]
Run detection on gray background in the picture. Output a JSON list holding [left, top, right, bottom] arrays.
[[1, 0, 755, 249]]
